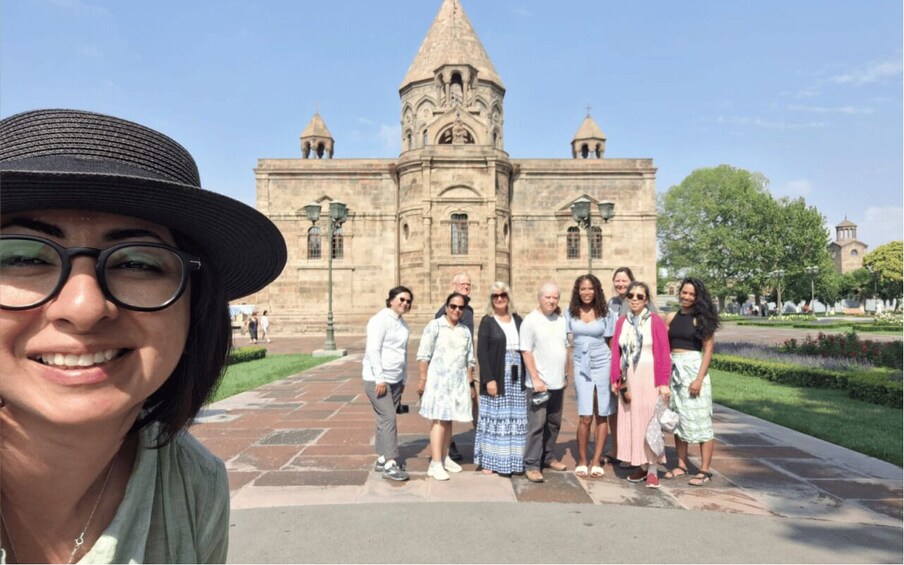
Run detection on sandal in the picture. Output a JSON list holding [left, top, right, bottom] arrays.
[[590, 465, 605, 478], [663, 466, 687, 480], [689, 471, 713, 486], [575, 465, 589, 478]]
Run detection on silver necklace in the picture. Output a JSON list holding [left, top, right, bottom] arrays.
[[1, 452, 118, 565]]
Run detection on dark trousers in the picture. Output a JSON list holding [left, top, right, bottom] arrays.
[[523, 388, 564, 471], [364, 381, 404, 460]]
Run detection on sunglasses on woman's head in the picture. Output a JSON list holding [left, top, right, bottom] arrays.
[[447, 303, 465, 311], [627, 293, 646, 300], [491, 293, 508, 300]]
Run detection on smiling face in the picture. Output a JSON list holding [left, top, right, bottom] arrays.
[[679, 282, 696, 312], [538, 285, 560, 316], [445, 295, 466, 324], [578, 279, 595, 305], [389, 292, 412, 316], [613, 272, 632, 298], [0, 210, 190, 429], [452, 275, 472, 297], [626, 285, 649, 316]]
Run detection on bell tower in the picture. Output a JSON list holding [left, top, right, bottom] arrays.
[[398, 0, 506, 151], [395, 0, 513, 309]]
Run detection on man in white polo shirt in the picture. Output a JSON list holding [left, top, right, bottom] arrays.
[[519, 282, 570, 483]]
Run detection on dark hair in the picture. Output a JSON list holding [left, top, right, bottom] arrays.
[[263, 310, 268, 315], [612, 267, 635, 282], [679, 277, 721, 340], [445, 292, 467, 307], [135, 231, 232, 446], [569, 274, 608, 319], [626, 281, 652, 306], [386, 285, 414, 308]]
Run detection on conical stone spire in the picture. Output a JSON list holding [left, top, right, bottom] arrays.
[[572, 113, 607, 159], [400, 0, 503, 90], [300, 112, 334, 159]]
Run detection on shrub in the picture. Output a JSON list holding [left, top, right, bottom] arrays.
[[229, 346, 267, 365], [711, 354, 902, 408]]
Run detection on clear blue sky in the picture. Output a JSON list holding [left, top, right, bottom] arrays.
[[3, 0, 901, 248]]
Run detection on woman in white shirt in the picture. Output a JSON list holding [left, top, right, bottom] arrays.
[[362, 286, 413, 481]]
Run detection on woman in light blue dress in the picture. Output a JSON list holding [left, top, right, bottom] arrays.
[[566, 274, 614, 479], [417, 292, 476, 481]]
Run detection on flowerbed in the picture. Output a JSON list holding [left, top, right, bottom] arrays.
[[780, 332, 902, 370]]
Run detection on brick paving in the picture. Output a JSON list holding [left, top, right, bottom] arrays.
[[194, 328, 902, 528]]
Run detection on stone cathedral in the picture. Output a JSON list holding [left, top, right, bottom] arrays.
[[249, 0, 658, 334]]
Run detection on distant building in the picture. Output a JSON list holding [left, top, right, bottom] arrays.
[[828, 218, 868, 274], [246, 0, 658, 334]]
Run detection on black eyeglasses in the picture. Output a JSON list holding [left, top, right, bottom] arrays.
[[397, 297, 412, 304], [0, 235, 201, 311], [626, 293, 646, 301], [447, 303, 465, 311], [491, 293, 508, 300]]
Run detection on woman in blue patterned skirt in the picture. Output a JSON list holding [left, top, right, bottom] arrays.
[[475, 282, 527, 475]]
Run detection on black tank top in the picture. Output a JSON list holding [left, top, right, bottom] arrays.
[[668, 311, 702, 351]]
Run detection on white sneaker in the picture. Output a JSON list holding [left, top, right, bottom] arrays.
[[428, 461, 450, 481], [444, 456, 462, 473]]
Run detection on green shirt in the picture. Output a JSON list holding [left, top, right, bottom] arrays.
[[2, 424, 230, 564]]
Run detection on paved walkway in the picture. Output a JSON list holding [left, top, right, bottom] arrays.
[[196, 328, 902, 563]]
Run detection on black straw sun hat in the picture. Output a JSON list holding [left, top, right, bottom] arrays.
[[0, 108, 287, 300]]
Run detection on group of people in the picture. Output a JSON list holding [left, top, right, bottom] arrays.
[[362, 269, 721, 487], [243, 310, 271, 344]]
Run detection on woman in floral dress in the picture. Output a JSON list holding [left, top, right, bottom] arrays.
[[417, 292, 476, 481]]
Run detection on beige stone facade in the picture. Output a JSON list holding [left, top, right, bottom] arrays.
[[248, 0, 657, 334], [828, 218, 868, 274]]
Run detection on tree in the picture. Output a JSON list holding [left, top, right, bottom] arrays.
[[863, 241, 903, 307], [763, 197, 834, 306], [658, 165, 774, 309], [658, 165, 834, 311]]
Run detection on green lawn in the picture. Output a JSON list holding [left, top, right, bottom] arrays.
[[712, 369, 903, 466], [209, 354, 334, 403]]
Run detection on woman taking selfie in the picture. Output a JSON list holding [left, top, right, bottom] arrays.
[[0, 109, 287, 562]]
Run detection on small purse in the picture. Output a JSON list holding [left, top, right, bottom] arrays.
[[618, 375, 631, 403], [657, 399, 680, 433]]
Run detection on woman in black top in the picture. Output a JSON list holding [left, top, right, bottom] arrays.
[[474, 281, 527, 475], [664, 278, 720, 486]]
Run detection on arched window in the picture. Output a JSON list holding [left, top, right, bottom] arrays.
[[307, 226, 322, 259], [590, 226, 602, 259], [316, 143, 325, 159], [851, 249, 859, 256], [581, 144, 589, 159], [451, 213, 468, 255], [331, 226, 343, 260], [567, 227, 580, 259]]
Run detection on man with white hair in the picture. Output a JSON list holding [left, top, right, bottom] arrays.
[[435, 271, 476, 461], [519, 282, 570, 483]]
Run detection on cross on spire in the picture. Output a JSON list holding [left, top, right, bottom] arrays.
[[585, 104, 592, 117]]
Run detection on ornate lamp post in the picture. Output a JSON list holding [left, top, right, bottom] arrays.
[[768, 269, 785, 316], [805, 265, 818, 311], [570, 198, 615, 274], [304, 200, 349, 352]]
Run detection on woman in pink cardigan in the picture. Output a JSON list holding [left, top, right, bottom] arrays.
[[609, 281, 672, 488]]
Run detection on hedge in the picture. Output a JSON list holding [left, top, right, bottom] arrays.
[[228, 346, 267, 365], [711, 354, 902, 408]]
